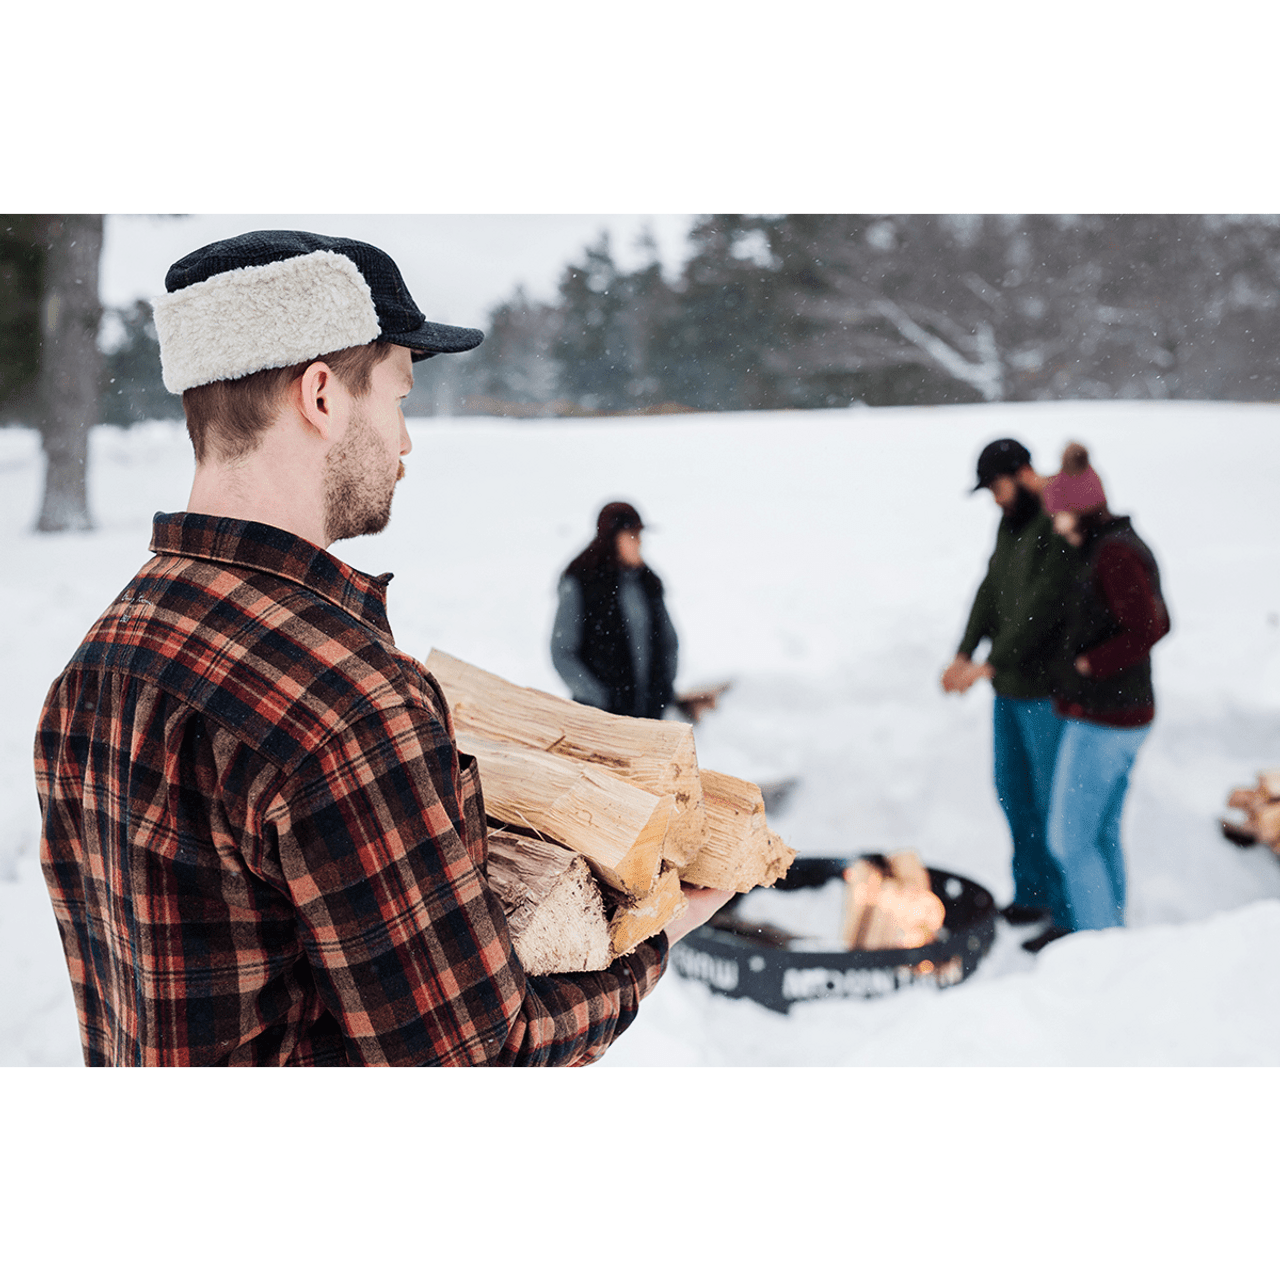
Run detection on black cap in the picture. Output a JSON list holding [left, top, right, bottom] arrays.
[[163, 229, 484, 362], [972, 438, 1032, 491]]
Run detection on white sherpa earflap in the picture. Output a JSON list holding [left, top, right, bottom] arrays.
[[153, 249, 382, 394]]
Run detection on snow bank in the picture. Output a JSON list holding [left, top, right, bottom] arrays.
[[3, 402, 1278, 1066]]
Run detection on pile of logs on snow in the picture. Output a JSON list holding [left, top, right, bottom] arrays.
[[840, 852, 946, 951], [1221, 769, 1280, 855], [427, 650, 796, 975]]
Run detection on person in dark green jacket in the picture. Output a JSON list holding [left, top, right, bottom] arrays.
[[941, 438, 1076, 931]]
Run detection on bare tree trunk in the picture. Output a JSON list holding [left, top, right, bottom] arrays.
[[34, 214, 102, 532]]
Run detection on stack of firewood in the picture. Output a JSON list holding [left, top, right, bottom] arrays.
[[839, 851, 947, 951], [1222, 770, 1280, 855], [427, 651, 796, 976]]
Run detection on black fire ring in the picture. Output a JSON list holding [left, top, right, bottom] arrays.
[[671, 856, 997, 1014]]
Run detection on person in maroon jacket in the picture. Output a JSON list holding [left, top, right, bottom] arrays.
[[1024, 444, 1171, 953]]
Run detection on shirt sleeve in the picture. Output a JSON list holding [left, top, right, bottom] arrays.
[[550, 576, 610, 709], [1081, 542, 1166, 680], [262, 697, 667, 1066]]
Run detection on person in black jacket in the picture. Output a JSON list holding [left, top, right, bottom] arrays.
[[551, 501, 678, 720]]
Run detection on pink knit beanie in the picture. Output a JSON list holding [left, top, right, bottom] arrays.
[[1041, 442, 1108, 516]]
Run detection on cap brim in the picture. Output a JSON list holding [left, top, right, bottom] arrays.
[[385, 319, 484, 361], [972, 469, 1021, 493]]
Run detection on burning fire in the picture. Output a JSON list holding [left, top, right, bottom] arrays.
[[840, 852, 946, 951]]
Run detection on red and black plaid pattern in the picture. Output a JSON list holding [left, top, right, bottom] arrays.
[[35, 513, 666, 1066]]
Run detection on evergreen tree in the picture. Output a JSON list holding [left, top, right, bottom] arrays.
[[464, 286, 563, 408], [609, 226, 679, 406], [553, 233, 632, 411], [99, 301, 182, 425], [461, 214, 1280, 417], [651, 214, 781, 411], [0, 216, 43, 422]]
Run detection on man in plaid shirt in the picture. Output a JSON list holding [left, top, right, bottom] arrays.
[[34, 230, 731, 1066]]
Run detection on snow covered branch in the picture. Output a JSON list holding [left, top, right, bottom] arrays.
[[872, 296, 1005, 401]]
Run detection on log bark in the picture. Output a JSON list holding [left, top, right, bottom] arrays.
[[486, 830, 612, 975], [460, 731, 673, 897], [429, 649, 706, 869], [679, 769, 796, 893]]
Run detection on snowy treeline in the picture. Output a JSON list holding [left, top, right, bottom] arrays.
[[449, 214, 1280, 415], [20, 214, 1280, 430]]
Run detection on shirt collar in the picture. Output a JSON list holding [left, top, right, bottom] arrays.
[[150, 511, 395, 639]]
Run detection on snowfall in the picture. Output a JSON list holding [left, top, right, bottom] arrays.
[[3, 398, 1280, 1069]]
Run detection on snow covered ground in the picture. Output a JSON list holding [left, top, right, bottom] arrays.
[[3, 399, 1279, 1067]]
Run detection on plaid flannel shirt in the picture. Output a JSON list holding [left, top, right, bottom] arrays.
[[35, 513, 666, 1066]]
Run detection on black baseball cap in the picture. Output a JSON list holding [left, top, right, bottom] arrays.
[[972, 438, 1032, 491], [597, 501, 644, 539]]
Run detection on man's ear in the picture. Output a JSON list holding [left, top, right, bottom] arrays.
[[297, 361, 339, 440]]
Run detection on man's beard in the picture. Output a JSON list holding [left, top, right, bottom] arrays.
[[322, 411, 400, 545], [1001, 482, 1041, 530]]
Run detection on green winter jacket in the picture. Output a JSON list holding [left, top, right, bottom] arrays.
[[958, 504, 1077, 699]]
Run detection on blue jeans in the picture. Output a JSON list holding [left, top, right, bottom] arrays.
[[992, 695, 1068, 924], [1046, 719, 1151, 932]]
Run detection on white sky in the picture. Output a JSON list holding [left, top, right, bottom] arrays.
[[100, 214, 699, 326]]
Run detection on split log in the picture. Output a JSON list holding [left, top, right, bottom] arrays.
[[840, 858, 884, 950], [680, 769, 796, 893], [1256, 802, 1280, 848], [484, 827, 581, 938], [431, 652, 797, 967], [460, 731, 673, 897], [606, 866, 687, 960], [674, 681, 732, 724], [428, 649, 706, 869], [486, 830, 612, 975], [1222, 770, 1280, 855], [1259, 769, 1280, 801], [840, 852, 946, 951], [887, 850, 932, 895], [486, 829, 684, 971], [1228, 787, 1264, 816]]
